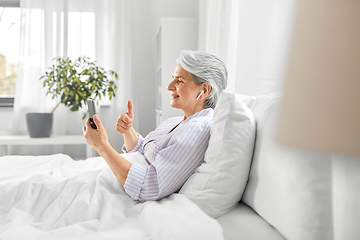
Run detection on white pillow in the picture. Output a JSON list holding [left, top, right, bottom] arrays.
[[180, 91, 256, 218], [242, 93, 333, 240]]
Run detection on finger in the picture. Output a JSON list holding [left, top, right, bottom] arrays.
[[118, 122, 131, 132], [127, 100, 133, 119], [117, 125, 127, 133], [93, 115, 103, 129], [85, 118, 91, 129], [121, 114, 132, 124], [116, 120, 131, 133], [84, 119, 91, 138], [116, 121, 124, 131]]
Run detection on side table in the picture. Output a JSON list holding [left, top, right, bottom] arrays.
[[0, 135, 94, 159]]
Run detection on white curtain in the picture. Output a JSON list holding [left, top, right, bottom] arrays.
[[198, 0, 295, 95], [12, 0, 132, 156]]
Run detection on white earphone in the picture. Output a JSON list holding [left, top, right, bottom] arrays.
[[196, 90, 205, 100]]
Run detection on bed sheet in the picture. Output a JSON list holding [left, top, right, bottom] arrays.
[[0, 154, 224, 240]]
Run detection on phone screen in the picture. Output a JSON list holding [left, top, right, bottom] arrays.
[[87, 99, 97, 129]]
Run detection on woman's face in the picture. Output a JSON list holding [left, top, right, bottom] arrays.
[[167, 64, 204, 117]]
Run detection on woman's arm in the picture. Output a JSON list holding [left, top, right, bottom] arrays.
[[116, 100, 139, 152], [122, 127, 138, 152], [84, 115, 132, 185]]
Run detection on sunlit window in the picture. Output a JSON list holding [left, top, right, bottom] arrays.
[[0, 7, 21, 98]]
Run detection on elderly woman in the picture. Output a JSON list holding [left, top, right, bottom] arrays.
[[83, 50, 227, 201]]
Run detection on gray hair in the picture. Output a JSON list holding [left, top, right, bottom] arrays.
[[177, 50, 227, 109]]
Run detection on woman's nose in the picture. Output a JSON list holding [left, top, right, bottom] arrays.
[[167, 80, 175, 91]]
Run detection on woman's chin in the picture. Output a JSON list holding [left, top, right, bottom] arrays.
[[170, 101, 179, 109]]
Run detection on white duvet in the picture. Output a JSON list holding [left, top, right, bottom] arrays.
[[0, 154, 224, 240]]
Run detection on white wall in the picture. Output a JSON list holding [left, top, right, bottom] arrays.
[[232, 0, 294, 96], [129, 0, 199, 137]]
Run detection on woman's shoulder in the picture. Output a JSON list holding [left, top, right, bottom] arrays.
[[187, 108, 213, 123], [183, 108, 214, 130], [158, 108, 213, 133], [161, 116, 183, 125], [156, 116, 183, 130]]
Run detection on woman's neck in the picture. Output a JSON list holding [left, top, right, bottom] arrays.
[[183, 107, 206, 120]]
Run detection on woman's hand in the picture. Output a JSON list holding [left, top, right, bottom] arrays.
[[116, 100, 134, 134], [83, 115, 109, 153], [83, 114, 132, 185], [115, 100, 139, 152]]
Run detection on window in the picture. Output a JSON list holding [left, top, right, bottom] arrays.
[[0, 0, 20, 107]]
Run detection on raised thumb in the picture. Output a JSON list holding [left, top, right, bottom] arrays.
[[127, 100, 134, 119]]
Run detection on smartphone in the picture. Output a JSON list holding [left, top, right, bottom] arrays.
[[87, 99, 97, 129]]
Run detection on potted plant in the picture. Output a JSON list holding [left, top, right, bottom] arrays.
[[26, 56, 118, 138]]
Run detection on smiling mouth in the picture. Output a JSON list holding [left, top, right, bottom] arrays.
[[171, 94, 179, 99]]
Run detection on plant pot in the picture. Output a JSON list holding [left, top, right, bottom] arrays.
[[26, 113, 53, 138]]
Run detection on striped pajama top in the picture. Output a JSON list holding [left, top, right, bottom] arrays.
[[123, 108, 213, 202]]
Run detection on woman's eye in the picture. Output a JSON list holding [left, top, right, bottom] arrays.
[[177, 79, 183, 83]]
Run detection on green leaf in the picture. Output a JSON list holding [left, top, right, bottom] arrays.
[[40, 56, 118, 116]]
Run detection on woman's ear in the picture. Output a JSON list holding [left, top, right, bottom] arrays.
[[202, 83, 212, 97], [197, 83, 211, 100]]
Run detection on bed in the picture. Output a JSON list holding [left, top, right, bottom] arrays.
[[0, 153, 224, 239]]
